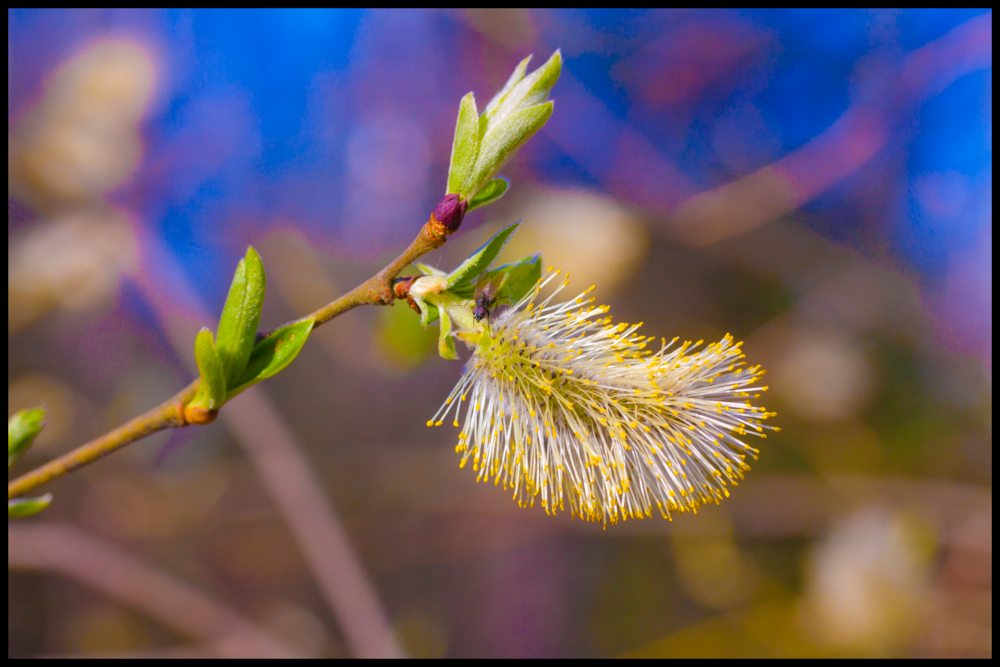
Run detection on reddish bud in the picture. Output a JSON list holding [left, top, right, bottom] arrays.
[[430, 194, 468, 236]]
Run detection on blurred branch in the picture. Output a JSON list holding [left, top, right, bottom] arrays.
[[129, 238, 404, 658], [7, 523, 304, 658], [669, 12, 992, 246], [220, 387, 404, 658], [7, 210, 451, 502], [535, 12, 991, 246]]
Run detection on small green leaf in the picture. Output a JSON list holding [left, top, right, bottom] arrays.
[[469, 102, 552, 195], [414, 263, 447, 277], [8, 406, 46, 467], [485, 253, 542, 305], [445, 222, 520, 291], [216, 258, 246, 370], [446, 93, 481, 196], [227, 319, 314, 399], [479, 50, 562, 137], [438, 313, 457, 360], [459, 50, 561, 197], [8, 494, 52, 518], [483, 55, 532, 118], [466, 177, 509, 212], [412, 294, 440, 326], [439, 333, 457, 360], [482, 51, 561, 134], [216, 248, 266, 390], [193, 328, 226, 410]]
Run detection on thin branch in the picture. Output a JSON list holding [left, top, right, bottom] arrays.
[[310, 219, 446, 327], [8, 215, 449, 500], [134, 238, 404, 657], [7, 380, 197, 499]]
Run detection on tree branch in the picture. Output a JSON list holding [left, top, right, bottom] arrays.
[[8, 215, 449, 500]]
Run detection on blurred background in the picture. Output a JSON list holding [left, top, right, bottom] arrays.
[[8, 8, 991, 658]]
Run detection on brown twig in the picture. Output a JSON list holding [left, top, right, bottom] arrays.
[[8, 380, 197, 499], [310, 214, 447, 326], [133, 238, 405, 657], [8, 204, 458, 501]]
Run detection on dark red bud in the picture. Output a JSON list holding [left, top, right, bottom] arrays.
[[430, 194, 468, 236]]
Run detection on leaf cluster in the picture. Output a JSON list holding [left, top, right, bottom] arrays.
[[190, 248, 313, 413], [409, 223, 541, 360], [7, 48, 562, 509], [446, 51, 562, 211]]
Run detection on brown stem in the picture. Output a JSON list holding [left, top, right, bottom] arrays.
[[8, 380, 197, 500], [310, 219, 445, 327], [8, 216, 450, 501]]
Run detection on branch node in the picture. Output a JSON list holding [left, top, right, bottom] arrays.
[[429, 194, 468, 237], [393, 276, 421, 314], [183, 406, 218, 425]]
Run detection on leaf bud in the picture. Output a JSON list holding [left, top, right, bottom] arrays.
[[430, 194, 468, 237]]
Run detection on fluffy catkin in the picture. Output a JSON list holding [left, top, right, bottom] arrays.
[[429, 269, 777, 524]]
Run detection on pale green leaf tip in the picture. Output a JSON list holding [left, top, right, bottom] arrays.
[[484, 54, 533, 115], [446, 91, 483, 196], [450, 49, 562, 202], [439, 334, 457, 360], [8, 493, 52, 518], [8, 406, 47, 466], [529, 50, 561, 90], [467, 177, 510, 212], [415, 263, 447, 277]]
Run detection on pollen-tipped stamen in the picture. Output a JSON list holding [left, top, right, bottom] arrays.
[[432, 269, 777, 524]]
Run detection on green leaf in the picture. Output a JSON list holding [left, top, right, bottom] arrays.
[[412, 294, 440, 326], [8, 494, 52, 518], [445, 222, 520, 291], [483, 55, 532, 118], [469, 102, 552, 195], [227, 319, 314, 399], [216, 248, 266, 390], [414, 263, 447, 277], [485, 253, 542, 305], [193, 328, 226, 410], [216, 257, 246, 370], [438, 312, 457, 360], [454, 51, 560, 199], [446, 93, 481, 196], [466, 177, 509, 212], [8, 406, 46, 467], [482, 51, 561, 134]]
